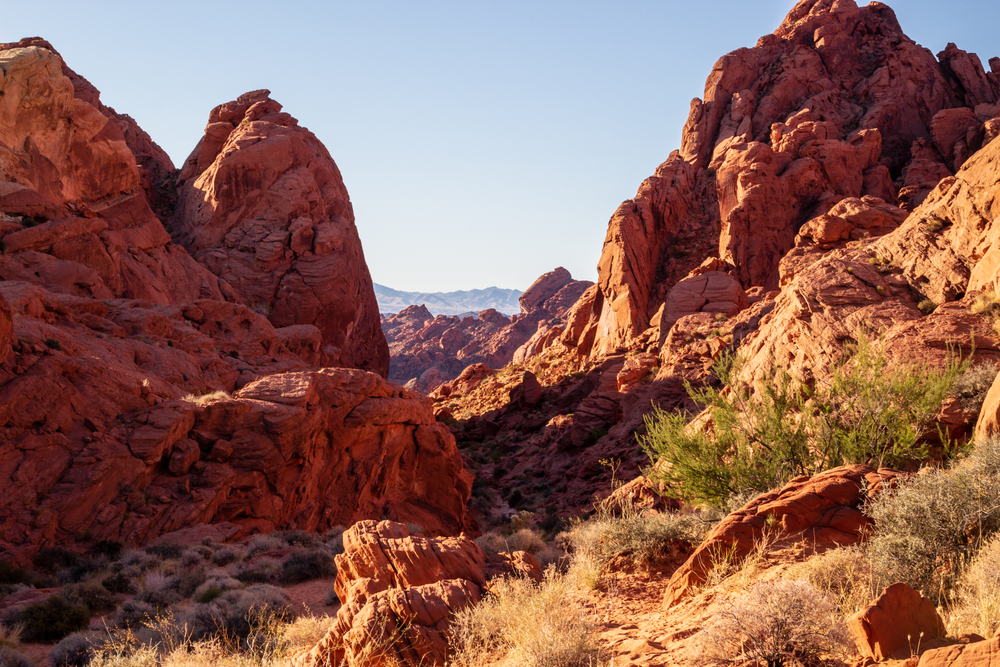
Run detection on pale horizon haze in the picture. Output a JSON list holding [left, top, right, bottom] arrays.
[[6, 0, 999, 293]]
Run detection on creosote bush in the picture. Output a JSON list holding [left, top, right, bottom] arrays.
[[697, 578, 852, 666], [641, 334, 968, 506]]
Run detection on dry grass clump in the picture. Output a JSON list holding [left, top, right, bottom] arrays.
[[697, 578, 853, 666], [783, 546, 875, 616], [450, 572, 601, 667], [865, 437, 1000, 603], [179, 390, 231, 406], [88, 605, 319, 667], [970, 290, 1000, 334], [951, 362, 999, 412], [946, 533, 1000, 637], [475, 528, 547, 557]]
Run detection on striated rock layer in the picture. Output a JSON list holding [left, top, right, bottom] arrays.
[[173, 89, 389, 377]]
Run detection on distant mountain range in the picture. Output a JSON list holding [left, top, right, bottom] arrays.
[[374, 284, 522, 316]]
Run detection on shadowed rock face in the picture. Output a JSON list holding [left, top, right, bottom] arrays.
[[0, 43, 470, 562], [173, 89, 389, 377]]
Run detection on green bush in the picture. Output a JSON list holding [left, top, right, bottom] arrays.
[[640, 335, 967, 506], [17, 596, 90, 643], [865, 438, 1000, 604]]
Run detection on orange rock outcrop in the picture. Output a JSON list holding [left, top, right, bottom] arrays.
[[172, 89, 389, 377]]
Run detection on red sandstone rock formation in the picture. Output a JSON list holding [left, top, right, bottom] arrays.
[[554, 0, 1000, 362], [296, 520, 487, 667], [919, 635, 1000, 667], [849, 582, 947, 661], [662, 465, 901, 608], [0, 42, 472, 564], [173, 89, 389, 377], [382, 268, 592, 393], [0, 44, 226, 305]]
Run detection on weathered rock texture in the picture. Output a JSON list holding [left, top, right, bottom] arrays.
[[436, 0, 1000, 523], [849, 582, 947, 661], [662, 465, 901, 607], [918, 635, 1000, 667], [296, 520, 487, 667], [382, 267, 592, 393], [551, 0, 1000, 362], [0, 42, 471, 564], [173, 89, 389, 377]]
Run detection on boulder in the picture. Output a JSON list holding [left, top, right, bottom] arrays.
[[663, 465, 902, 607], [848, 583, 947, 661], [296, 520, 486, 667], [919, 635, 1000, 667]]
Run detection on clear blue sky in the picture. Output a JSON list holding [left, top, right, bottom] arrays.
[[6, 1, 999, 292]]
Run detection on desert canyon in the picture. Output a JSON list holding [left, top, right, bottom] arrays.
[[3, 1, 1000, 666]]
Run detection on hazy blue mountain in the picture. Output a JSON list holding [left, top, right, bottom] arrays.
[[374, 284, 522, 316]]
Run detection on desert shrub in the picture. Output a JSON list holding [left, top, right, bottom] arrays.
[[245, 534, 284, 557], [0, 647, 31, 667], [865, 437, 1000, 603], [504, 529, 546, 555], [475, 531, 508, 557], [144, 544, 183, 560], [279, 549, 335, 584], [0, 561, 32, 587], [564, 511, 703, 579], [697, 578, 852, 666], [275, 530, 321, 548], [323, 588, 340, 606], [951, 362, 999, 412], [324, 526, 346, 556], [233, 557, 281, 584], [136, 572, 181, 609], [101, 572, 137, 595], [89, 540, 123, 559], [50, 632, 97, 667], [110, 600, 155, 629], [63, 580, 119, 613], [948, 533, 1000, 637], [32, 547, 82, 574], [212, 546, 241, 566], [450, 572, 600, 667], [190, 585, 294, 645], [641, 335, 967, 506], [118, 550, 159, 571], [783, 546, 874, 616], [179, 549, 204, 568], [17, 596, 90, 643], [193, 576, 243, 604]]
